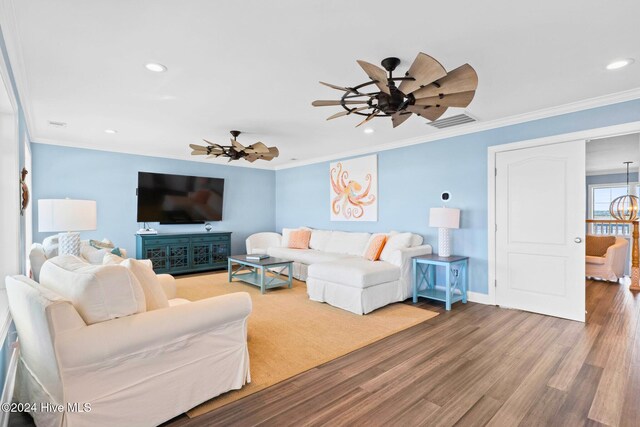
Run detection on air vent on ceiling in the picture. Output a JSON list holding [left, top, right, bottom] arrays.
[[48, 120, 67, 127], [427, 113, 477, 129]]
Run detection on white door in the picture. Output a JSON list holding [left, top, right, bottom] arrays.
[[496, 140, 585, 322]]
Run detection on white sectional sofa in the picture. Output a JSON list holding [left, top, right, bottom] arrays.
[[246, 228, 431, 314]]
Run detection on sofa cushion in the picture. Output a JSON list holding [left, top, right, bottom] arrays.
[[309, 230, 333, 251], [42, 235, 59, 258], [121, 259, 170, 311], [308, 258, 400, 288], [586, 235, 616, 257], [380, 232, 413, 262], [324, 231, 371, 256], [267, 247, 347, 265], [39, 255, 146, 325]]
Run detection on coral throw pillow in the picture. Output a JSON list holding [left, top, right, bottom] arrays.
[[288, 230, 311, 249], [365, 235, 387, 261]]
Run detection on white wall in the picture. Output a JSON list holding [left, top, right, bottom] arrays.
[[0, 70, 19, 282]]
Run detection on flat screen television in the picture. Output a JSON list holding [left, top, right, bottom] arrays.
[[137, 172, 224, 223]]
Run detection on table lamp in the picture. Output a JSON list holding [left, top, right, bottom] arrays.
[[429, 207, 460, 257], [38, 199, 97, 256]]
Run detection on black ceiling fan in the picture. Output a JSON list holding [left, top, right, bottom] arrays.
[[312, 53, 478, 128], [189, 130, 279, 162]]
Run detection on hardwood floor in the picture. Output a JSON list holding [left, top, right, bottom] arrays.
[[10, 280, 640, 427]]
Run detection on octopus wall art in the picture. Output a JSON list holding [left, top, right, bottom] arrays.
[[329, 155, 378, 221]]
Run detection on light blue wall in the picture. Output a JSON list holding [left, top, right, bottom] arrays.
[[276, 99, 640, 295], [31, 144, 276, 256]]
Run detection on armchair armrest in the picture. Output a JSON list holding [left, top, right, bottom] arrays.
[[157, 273, 177, 299], [55, 292, 252, 369], [604, 238, 629, 278], [246, 232, 282, 254]]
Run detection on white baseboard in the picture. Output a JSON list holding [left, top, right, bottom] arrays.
[[467, 291, 493, 305]]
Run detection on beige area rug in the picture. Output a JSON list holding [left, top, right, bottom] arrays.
[[178, 272, 438, 418]]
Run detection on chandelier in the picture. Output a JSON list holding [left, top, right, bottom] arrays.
[[609, 161, 639, 221]]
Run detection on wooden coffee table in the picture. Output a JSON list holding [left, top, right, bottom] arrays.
[[227, 255, 293, 294]]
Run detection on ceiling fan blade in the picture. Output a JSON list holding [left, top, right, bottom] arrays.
[[356, 60, 390, 95], [231, 138, 246, 152], [391, 112, 412, 128], [398, 52, 447, 95], [412, 64, 478, 99], [248, 142, 270, 154], [189, 144, 208, 151], [355, 110, 378, 127], [267, 147, 279, 157], [312, 100, 368, 107], [414, 90, 476, 108], [326, 106, 369, 120], [206, 154, 221, 159], [191, 150, 207, 156], [406, 105, 448, 121], [244, 154, 258, 163], [319, 81, 357, 94]]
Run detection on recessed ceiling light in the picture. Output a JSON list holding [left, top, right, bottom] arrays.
[[606, 58, 634, 70], [145, 63, 167, 73], [104, 129, 117, 134], [290, 158, 298, 161], [363, 128, 374, 134], [48, 120, 67, 127]]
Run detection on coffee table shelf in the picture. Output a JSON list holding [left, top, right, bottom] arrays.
[[228, 255, 293, 294]]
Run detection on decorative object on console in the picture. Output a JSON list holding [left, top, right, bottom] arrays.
[[38, 199, 97, 256], [190, 130, 279, 162], [20, 167, 29, 216], [312, 52, 478, 127], [330, 155, 377, 221], [609, 161, 639, 221], [429, 207, 460, 257]]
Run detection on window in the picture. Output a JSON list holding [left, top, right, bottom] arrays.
[[589, 183, 640, 235]]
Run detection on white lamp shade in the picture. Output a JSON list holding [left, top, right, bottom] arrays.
[[38, 199, 97, 232], [429, 207, 460, 229]]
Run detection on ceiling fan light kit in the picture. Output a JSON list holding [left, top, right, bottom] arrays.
[[189, 130, 279, 163], [312, 52, 478, 128]]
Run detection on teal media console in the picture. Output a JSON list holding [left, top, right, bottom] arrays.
[[136, 232, 231, 275]]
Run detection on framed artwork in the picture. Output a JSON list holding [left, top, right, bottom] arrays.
[[330, 154, 377, 221]]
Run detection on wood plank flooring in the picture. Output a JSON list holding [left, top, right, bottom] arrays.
[[10, 279, 640, 427]]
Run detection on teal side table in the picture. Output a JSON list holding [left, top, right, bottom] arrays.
[[412, 254, 468, 310]]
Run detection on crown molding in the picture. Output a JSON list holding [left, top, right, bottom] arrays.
[[586, 168, 634, 177], [29, 138, 276, 171], [275, 87, 640, 170]]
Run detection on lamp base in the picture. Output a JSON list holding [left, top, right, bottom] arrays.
[[438, 228, 452, 257], [58, 232, 81, 256]]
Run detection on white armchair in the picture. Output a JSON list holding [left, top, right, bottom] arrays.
[[246, 232, 282, 254], [585, 236, 629, 282], [6, 258, 252, 426]]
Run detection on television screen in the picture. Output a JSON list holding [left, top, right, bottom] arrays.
[[137, 172, 224, 223]]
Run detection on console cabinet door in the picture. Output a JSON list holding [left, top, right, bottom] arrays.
[[143, 245, 168, 273]]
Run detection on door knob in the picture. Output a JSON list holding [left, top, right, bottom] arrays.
[[574, 237, 582, 243]]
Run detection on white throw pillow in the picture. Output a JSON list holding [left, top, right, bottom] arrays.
[[42, 235, 59, 259], [380, 232, 413, 262], [39, 255, 146, 325], [309, 230, 333, 251], [410, 234, 424, 247], [121, 259, 169, 311], [80, 245, 111, 264]]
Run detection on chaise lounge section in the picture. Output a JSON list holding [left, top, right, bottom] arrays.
[[247, 228, 431, 314]]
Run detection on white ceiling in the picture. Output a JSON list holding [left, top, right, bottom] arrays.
[[587, 133, 640, 175], [3, 0, 640, 168]]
